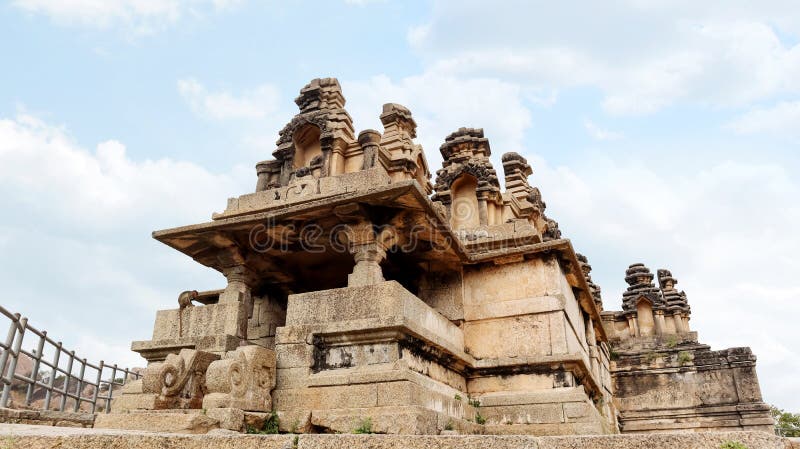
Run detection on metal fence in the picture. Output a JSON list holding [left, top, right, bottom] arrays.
[[0, 304, 140, 414]]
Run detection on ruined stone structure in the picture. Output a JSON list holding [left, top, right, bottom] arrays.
[[602, 265, 773, 433], [98, 78, 772, 436]]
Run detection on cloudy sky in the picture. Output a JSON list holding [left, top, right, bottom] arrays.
[[1, 0, 799, 410]]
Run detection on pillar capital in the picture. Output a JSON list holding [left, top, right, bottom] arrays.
[[342, 221, 396, 287]]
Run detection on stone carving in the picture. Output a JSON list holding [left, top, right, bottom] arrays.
[[657, 269, 691, 314], [177, 290, 198, 337], [432, 128, 501, 204], [577, 253, 603, 310], [256, 78, 356, 190], [432, 128, 508, 229], [499, 152, 562, 240], [542, 217, 562, 241], [141, 349, 219, 409], [379, 103, 432, 193], [621, 263, 664, 313], [203, 345, 277, 412]]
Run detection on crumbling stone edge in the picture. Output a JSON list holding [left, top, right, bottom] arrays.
[[0, 408, 94, 428]]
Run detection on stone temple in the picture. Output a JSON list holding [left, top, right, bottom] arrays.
[[96, 78, 774, 435]]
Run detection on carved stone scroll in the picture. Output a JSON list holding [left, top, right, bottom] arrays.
[[202, 345, 277, 412], [141, 349, 219, 409]]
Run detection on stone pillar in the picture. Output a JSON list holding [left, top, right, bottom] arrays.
[[627, 315, 638, 337], [358, 129, 382, 170], [654, 311, 665, 336], [672, 313, 684, 333], [345, 222, 395, 287], [349, 243, 386, 287], [220, 265, 256, 303], [477, 193, 489, 226], [220, 265, 257, 341]]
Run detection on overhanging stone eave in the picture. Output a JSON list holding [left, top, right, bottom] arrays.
[[151, 180, 470, 269]]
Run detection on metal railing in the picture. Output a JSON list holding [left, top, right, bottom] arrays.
[[0, 304, 141, 414]]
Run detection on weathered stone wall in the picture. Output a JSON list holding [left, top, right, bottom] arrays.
[[461, 256, 616, 435], [611, 339, 773, 433]]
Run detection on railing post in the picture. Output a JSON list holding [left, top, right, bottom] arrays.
[[59, 350, 75, 411], [0, 313, 19, 406], [90, 360, 103, 414], [73, 358, 86, 412], [25, 331, 47, 405], [0, 317, 27, 408], [44, 342, 61, 410], [105, 364, 118, 414]]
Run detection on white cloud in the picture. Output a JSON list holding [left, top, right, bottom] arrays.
[[0, 112, 251, 368], [12, 0, 241, 35], [727, 100, 800, 138], [584, 120, 624, 141], [178, 78, 281, 121], [410, 1, 800, 115]]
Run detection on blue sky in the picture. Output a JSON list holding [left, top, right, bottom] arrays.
[[1, 0, 799, 411]]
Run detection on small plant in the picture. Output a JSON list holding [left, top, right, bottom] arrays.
[[353, 417, 373, 434], [454, 394, 462, 401], [643, 351, 660, 363], [247, 411, 280, 434], [292, 435, 299, 449], [290, 419, 300, 434], [201, 408, 207, 415], [444, 420, 454, 431], [467, 396, 481, 408], [665, 335, 679, 348], [720, 441, 748, 449], [609, 349, 619, 361], [677, 351, 693, 365], [475, 412, 486, 425]]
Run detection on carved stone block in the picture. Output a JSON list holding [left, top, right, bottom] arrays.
[[203, 345, 277, 412], [141, 349, 220, 409]]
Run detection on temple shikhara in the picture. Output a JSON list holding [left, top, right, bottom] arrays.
[[96, 78, 774, 435]]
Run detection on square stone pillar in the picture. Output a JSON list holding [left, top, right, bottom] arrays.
[[220, 265, 258, 341]]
